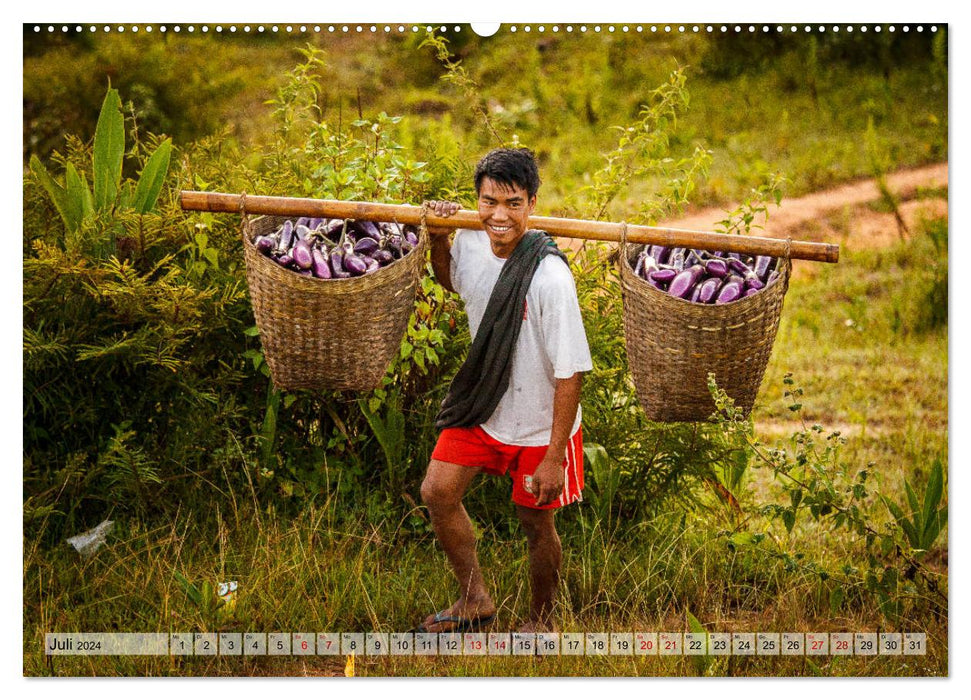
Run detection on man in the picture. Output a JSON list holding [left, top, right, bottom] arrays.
[[417, 148, 593, 634]]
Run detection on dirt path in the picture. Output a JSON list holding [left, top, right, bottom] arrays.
[[658, 162, 948, 258]]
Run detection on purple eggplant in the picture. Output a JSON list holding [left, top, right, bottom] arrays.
[[690, 284, 704, 303], [668, 264, 705, 299], [277, 220, 294, 251], [355, 220, 382, 242], [404, 229, 419, 248], [727, 257, 751, 275], [698, 277, 723, 304], [295, 217, 310, 228], [294, 224, 313, 243], [292, 240, 313, 270], [276, 253, 293, 267], [727, 258, 765, 289], [329, 248, 350, 278], [308, 217, 324, 230], [311, 248, 332, 278], [295, 268, 313, 277], [635, 250, 659, 279], [669, 248, 686, 273], [363, 256, 380, 273], [767, 270, 780, 286], [343, 253, 368, 276], [371, 249, 394, 266], [715, 280, 743, 304], [727, 252, 743, 261], [649, 268, 678, 284], [649, 246, 669, 264], [754, 255, 773, 281], [322, 219, 344, 242], [705, 258, 729, 278], [354, 236, 380, 255], [385, 230, 403, 257], [744, 287, 760, 297], [255, 235, 275, 255]]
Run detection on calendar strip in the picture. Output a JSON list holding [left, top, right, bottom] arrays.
[[44, 632, 928, 657]]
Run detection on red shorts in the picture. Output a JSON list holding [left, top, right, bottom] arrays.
[[431, 426, 584, 510]]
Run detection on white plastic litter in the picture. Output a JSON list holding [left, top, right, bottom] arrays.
[[66, 519, 114, 557]]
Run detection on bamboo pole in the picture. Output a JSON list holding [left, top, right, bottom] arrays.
[[180, 190, 840, 263]]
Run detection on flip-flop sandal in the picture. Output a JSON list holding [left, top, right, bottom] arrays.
[[413, 610, 497, 634]]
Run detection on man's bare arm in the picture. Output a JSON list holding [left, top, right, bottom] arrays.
[[531, 372, 583, 507], [429, 234, 456, 294], [425, 200, 460, 294]]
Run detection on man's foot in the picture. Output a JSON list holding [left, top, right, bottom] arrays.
[[515, 620, 555, 634], [416, 598, 497, 633]]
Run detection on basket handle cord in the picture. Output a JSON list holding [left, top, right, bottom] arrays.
[[619, 221, 629, 260], [238, 191, 249, 240], [419, 201, 429, 231], [785, 236, 793, 273]]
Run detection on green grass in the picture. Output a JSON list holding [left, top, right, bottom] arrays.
[[25, 503, 947, 677]]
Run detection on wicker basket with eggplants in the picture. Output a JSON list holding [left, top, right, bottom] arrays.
[[620, 235, 791, 422], [242, 214, 427, 391]]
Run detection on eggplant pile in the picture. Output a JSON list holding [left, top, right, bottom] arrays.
[[253, 217, 420, 279], [631, 246, 782, 304]]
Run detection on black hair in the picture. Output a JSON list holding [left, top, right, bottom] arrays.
[[473, 148, 541, 200]]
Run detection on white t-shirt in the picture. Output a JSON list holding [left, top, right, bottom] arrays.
[[450, 229, 594, 446]]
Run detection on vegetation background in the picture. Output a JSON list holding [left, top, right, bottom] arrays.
[[22, 23, 948, 677]]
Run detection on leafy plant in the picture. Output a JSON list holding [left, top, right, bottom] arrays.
[[714, 172, 787, 236], [881, 458, 947, 556], [707, 373, 947, 621], [686, 610, 714, 676], [575, 66, 712, 224], [30, 87, 172, 236], [420, 32, 509, 147]]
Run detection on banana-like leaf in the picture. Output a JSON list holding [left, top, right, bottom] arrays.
[[882, 495, 919, 548], [921, 459, 944, 544], [117, 181, 133, 211], [30, 155, 76, 231], [78, 169, 94, 219], [923, 504, 946, 551], [686, 610, 712, 675], [64, 163, 89, 231], [132, 138, 172, 214], [260, 388, 280, 470], [360, 395, 405, 472], [173, 570, 203, 607], [93, 88, 124, 212], [904, 480, 920, 518]]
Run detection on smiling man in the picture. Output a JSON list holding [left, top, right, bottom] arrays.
[[417, 148, 593, 634]]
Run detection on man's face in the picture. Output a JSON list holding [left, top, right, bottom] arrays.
[[476, 177, 536, 259]]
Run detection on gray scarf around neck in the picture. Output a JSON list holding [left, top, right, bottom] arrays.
[[435, 230, 568, 430]]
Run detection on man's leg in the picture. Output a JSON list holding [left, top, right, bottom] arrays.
[[515, 504, 562, 633], [419, 459, 497, 630]]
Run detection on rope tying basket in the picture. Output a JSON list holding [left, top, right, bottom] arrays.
[[240, 208, 428, 392], [619, 230, 792, 422]]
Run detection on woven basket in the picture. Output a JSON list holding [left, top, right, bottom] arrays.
[[620, 240, 791, 422], [241, 215, 428, 392]]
